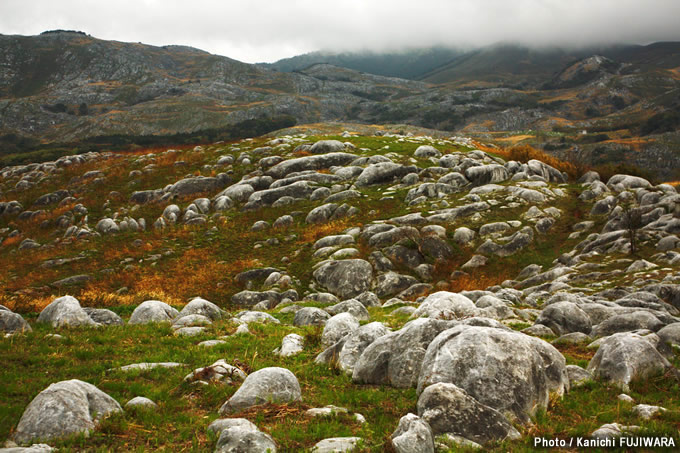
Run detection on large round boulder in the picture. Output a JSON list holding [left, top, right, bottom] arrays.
[[417, 383, 520, 446], [417, 325, 569, 423], [535, 301, 592, 336], [391, 413, 435, 453], [353, 318, 456, 388], [178, 297, 226, 321], [219, 367, 302, 415], [411, 292, 478, 319], [587, 332, 672, 391], [12, 379, 122, 445], [128, 300, 179, 325], [321, 313, 360, 347], [0, 309, 32, 334], [37, 296, 97, 328], [313, 259, 373, 299]]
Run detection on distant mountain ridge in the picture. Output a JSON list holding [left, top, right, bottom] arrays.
[[259, 46, 464, 80], [266, 42, 680, 88], [1, 32, 679, 178]]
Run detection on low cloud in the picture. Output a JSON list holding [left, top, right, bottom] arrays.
[[1, 0, 679, 63]]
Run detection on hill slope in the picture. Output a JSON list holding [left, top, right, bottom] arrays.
[[1, 127, 679, 450]]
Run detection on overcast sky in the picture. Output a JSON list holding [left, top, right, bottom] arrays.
[[2, 0, 680, 63]]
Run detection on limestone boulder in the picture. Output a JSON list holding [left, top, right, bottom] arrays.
[[12, 380, 122, 445]]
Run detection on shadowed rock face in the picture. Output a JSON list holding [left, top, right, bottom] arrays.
[[417, 383, 520, 446], [12, 379, 122, 445]]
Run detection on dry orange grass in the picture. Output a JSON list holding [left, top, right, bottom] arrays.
[[477, 143, 584, 180], [298, 219, 354, 244], [1, 236, 22, 248], [447, 271, 512, 292], [78, 288, 183, 308]]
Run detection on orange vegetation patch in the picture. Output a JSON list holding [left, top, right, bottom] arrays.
[[476, 143, 585, 180], [447, 271, 513, 293], [496, 135, 534, 144], [603, 137, 653, 151], [298, 219, 355, 244]]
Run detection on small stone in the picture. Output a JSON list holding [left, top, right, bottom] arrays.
[[125, 397, 157, 410]]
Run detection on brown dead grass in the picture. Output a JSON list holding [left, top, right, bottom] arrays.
[[447, 271, 513, 292], [298, 219, 354, 244], [478, 143, 586, 180]]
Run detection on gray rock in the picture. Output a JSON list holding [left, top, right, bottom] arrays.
[[173, 326, 205, 336], [535, 302, 592, 336], [172, 314, 212, 328], [417, 383, 520, 446], [51, 275, 91, 288], [37, 296, 97, 328], [453, 227, 475, 245], [184, 359, 247, 385], [266, 153, 357, 179], [414, 145, 441, 158], [179, 297, 225, 321], [632, 404, 666, 420], [250, 220, 270, 231], [333, 322, 390, 374], [243, 181, 315, 210], [310, 140, 345, 154], [128, 300, 179, 325], [606, 174, 652, 191], [231, 291, 282, 309], [306, 203, 338, 224], [311, 437, 362, 453], [0, 310, 32, 334], [591, 311, 664, 338], [322, 313, 360, 347], [218, 184, 254, 203], [82, 308, 124, 326], [461, 254, 487, 270], [417, 325, 569, 423], [587, 332, 672, 390], [313, 259, 374, 299], [591, 423, 640, 440], [356, 162, 417, 187], [391, 413, 434, 453], [476, 226, 534, 257], [353, 318, 455, 388], [125, 397, 157, 410], [657, 323, 680, 347], [411, 291, 477, 320], [96, 218, 119, 234], [12, 379, 122, 445], [464, 165, 509, 186], [214, 418, 277, 453], [0, 444, 55, 452], [566, 364, 592, 387], [522, 324, 556, 337], [314, 234, 355, 250], [274, 334, 304, 357], [375, 272, 419, 299], [168, 175, 227, 196], [115, 362, 184, 372], [326, 299, 370, 321], [273, 215, 294, 228], [235, 311, 280, 324], [219, 367, 301, 415], [293, 307, 331, 326], [356, 291, 381, 308]]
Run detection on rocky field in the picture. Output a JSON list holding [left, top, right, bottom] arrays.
[[1, 125, 679, 451]]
